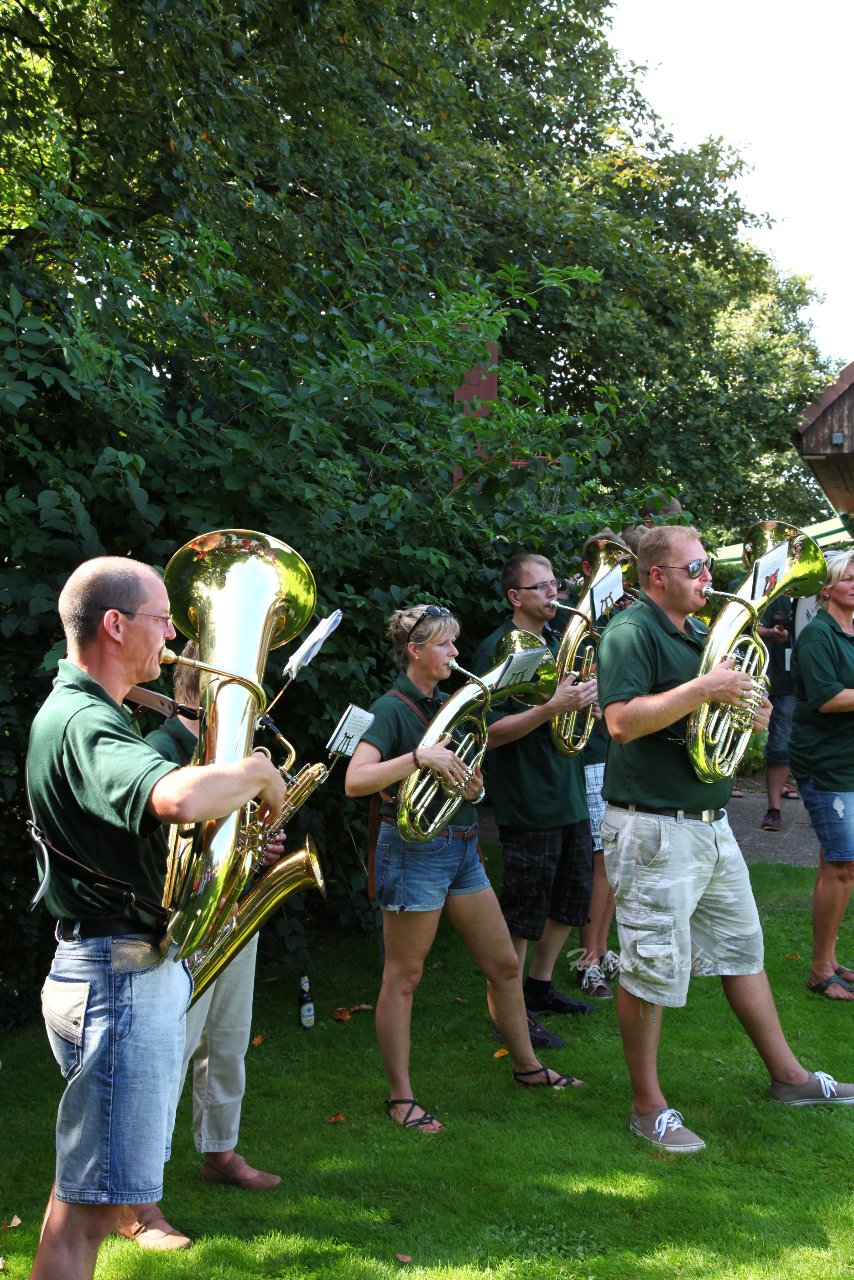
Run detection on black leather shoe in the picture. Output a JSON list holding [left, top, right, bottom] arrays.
[[525, 985, 597, 1016]]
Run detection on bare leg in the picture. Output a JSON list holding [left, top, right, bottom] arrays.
[[810, 850, 854, 997], [765, 762, 788, 810], [444, 888, 576, 1083], [579, 852, 614, 967], [616, 985, 666, 1114], [31, 1195, 120, 1280], [527, 917, 571, 983], [376, 908, 443, 1130], [720, 971, 809, 1083]]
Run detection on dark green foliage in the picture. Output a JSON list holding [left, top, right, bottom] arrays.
[[0, 1, 833, 1023]]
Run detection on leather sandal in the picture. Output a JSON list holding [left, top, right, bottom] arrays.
[[200, 1152, 282, 1190], [385, 1097, 443, 1131], [116, 1204, 191, 1251], [513, 1064, 583, 1089]]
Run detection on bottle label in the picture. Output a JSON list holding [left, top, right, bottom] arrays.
[[299, 1001, 315, 1029]]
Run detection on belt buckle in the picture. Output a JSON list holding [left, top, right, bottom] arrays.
[[701, 809, 715, 823]]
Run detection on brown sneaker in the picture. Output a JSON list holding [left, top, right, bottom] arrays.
[[769, 1071, 854, 1106], [760, 808, 781, 831], [116, 1204, 191, 1251], [579, 963, 613, 999], [629, 1106, 706, 1153]]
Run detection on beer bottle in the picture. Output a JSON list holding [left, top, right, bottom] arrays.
[[298, 974, 315, 1029]]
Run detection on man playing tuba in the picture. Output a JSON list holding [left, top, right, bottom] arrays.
[[596, 525, 854, 1155], [27, 556, 287, 1280]]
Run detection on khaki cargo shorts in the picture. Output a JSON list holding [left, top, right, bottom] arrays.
[[601, 805, 764, 1008]]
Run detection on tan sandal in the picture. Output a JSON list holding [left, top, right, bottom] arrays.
[[116, 1203, 191, 1251], [200, 1152, 281, 1190]]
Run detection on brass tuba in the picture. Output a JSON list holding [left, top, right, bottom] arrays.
[[396, 652, 550, 842], [549, 539, 637, 756], [686, 520, 826, 783], [160, 530, 324, 974]]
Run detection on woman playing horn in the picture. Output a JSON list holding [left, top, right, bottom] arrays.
[[345, 604, 580, 1132]]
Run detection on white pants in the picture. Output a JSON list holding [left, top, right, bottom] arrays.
[[180, 934, 259, 1153]]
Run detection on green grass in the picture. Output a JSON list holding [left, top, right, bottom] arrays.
[[2, 858, 853, 1279]]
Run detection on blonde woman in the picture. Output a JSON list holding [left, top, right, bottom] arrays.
[[790, 550, 854, 1000], [345, 604, 580, 1132]]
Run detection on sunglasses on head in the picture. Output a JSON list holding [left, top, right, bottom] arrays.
[[405, 604, 452, 645]]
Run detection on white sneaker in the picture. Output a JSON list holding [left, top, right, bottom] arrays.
[[600, 950, 621, 979]]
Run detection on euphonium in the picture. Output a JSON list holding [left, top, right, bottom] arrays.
[[686, 520, 826, 783], [160, 529, 321, 962], [550, 539, 637, 756], [396, 654, 549, 842]]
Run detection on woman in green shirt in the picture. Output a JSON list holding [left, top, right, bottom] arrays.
[[790, 551, 854, 1000], [345, 604, 578, 1132]]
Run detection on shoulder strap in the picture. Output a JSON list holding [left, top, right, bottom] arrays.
[[25, 767, 168, 922], [389, 689, 431, 726]]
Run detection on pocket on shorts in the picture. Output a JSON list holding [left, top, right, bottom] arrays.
[[41, 976, 90, 1080], [632, 815, 672, 871], [401, 833, 449, 856], [618, 910, 676, 987], [111, 937, 164, 975]]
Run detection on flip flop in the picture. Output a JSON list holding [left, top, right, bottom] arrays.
[[782, 785, 800, 800], [835, 964, 854, 983], [807, 974, 854, 997]]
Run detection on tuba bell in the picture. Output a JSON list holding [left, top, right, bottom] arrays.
[[686, 520, 826, 783], [160, 529, 324, 972]]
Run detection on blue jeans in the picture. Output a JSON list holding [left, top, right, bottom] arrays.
[[41, 934, 192, 1203], [799, 777, 854, 862], [374, 821, 488, 912], [765, 694, 795, 765]]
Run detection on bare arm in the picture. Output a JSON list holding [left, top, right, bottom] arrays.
[[147, 753, 287, 825], [819, 689, 854, 713], [487, 676, 599, 748], [604, 659, 753, 744], [344, 737, 480, 798]]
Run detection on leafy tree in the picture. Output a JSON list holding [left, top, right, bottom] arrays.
[[0, 0, 833, 1023]]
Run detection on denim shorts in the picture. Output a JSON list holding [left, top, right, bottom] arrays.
[[41, 934, 193, 1203], [374, 821, 489, 912], [799, 777, 854, 862], [601, 805, 764, 1007], [764, 693, 795, 765]]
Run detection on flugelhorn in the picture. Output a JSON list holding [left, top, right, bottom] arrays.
[[686, 520, 825, 783]]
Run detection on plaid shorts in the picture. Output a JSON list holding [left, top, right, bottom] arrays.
[[497, 820, 594, 939]]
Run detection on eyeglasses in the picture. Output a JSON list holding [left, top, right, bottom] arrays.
[[515, 577, 567, 593], [92, 605, 174, 627], [655, 557, 714, 580], [405, 605, 451, 645]]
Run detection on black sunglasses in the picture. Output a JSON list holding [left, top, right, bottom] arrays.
[[405, 605, 452, 645], [656, 557, 714, 580]]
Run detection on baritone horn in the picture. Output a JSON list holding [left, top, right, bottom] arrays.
[[550, 539, 636, 755], [686, 520, 825, 783]]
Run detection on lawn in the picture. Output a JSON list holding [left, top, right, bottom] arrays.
[[2, 859, 852, 1279]]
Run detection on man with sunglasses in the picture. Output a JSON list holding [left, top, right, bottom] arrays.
[[472, 552, 601, 1044], [597, 525, 854, 1155], [27, 556, 287, 1280]]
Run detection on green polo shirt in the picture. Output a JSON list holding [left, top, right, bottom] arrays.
[[597, 592, 732, 810], [789, 610, 854, 790], [471, 620, 588, 829], [361, 671, 477, 826], [147, 717, 198, 766], [27, 659, 178, 925]]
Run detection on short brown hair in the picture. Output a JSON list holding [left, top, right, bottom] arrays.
[[637, 525, 702, 582], [58, 557, 157, 648], [499, 553, 552, 598]]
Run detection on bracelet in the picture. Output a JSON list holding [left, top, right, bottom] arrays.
[[412, 749, 420, 768]]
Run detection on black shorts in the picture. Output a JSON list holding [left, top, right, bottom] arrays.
[[497, 820, 593, 940]]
